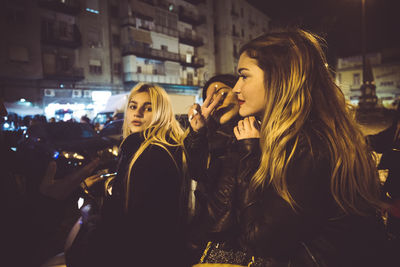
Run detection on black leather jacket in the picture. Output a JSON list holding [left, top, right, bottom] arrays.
[[190, 127, 390, 266], [185, 117, 241, 243]]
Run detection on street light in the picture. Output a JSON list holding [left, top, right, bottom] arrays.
[[358, 0, 377, 110]]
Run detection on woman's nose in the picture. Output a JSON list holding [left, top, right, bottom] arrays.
[[232, 80, 241, 94]]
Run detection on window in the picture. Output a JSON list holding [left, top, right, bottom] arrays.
[[232, 25, 236, 36], [6, 8, 26, 25], [59, 56, 70, 71], [59, 21, 68, 38], [89, 59, 102, 74], [161, 45, 168, 51], [137, 66, 142, 73], [353, 73, 360, 86], [241, 29, 244, 37], [112, 34, 120, 46], [110, 4, 118, 18], [88, 30, 102, 48], [113, 63, 122, 74], [8, 45, 29, 62], [42, 19, 55, 39]]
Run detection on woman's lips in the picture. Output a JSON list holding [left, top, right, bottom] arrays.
[[238, 100, 245, 106], [132, 121, 142, 126]]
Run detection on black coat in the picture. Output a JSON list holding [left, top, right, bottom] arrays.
[[94, 133, 188, 267], [192, 129, 391, 266], [367, 122, 400, 198]]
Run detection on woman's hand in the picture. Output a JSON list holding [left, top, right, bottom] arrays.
[[188, 87, 223, 132], [234, 116, 260, 140]]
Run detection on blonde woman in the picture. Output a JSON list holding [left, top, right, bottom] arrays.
[[198, 29, 392, 266], [72, 84, 189, 267]]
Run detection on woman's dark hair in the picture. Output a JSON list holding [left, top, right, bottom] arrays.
[[202, 74, 238, 101]]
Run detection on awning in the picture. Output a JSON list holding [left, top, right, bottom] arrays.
[[128, 27, 153, 44]]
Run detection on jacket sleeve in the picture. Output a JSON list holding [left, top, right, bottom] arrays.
[[236, 140, 332, 258], [184, 126, 209, 182], [124, 145, 184, 265]]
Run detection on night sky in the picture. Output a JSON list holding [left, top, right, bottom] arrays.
[[247, 0, 400, 65]]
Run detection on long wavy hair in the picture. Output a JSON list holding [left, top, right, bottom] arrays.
[[122, 83, 186, 211], [240, 29, 382, 215]]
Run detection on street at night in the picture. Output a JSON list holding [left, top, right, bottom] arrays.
[[1, 0, 400, 266]]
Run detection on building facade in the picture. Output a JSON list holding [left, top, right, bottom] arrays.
[[213, 0, 270, 75], [0, 0, 270, 118], [336, 49, 400, 107]]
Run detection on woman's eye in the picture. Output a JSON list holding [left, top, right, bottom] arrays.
[[129, 105, 137, 110], [145, 107, 152, 112], [240, 74, 247, 80]]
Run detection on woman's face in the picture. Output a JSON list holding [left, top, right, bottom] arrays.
[[126, 92, 153, 133], [233, 53, 266, 118], [206, 81, 239, 124]]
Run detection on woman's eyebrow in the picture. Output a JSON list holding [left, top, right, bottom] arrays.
[[238, 67, 248, 74]]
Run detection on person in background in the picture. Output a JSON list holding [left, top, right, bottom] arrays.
[[196, 29, 392, 266], [367, 103, 400, 241], [67, 83, 190, 267], [185, 74, 241, 263]]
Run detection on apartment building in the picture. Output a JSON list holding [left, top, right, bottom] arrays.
[[0, 0, 270, 117], [213, 0, 270, 75], [336, 49, 400, 107]]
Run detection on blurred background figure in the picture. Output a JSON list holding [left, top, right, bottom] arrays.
[[367, 103, 400, 241]]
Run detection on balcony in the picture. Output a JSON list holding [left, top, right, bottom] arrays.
[[124, 73, 182, 84], [179, 31, 204, 47], [43, 67, 84, 81], [182, 0, 206, 5], [179, 55, 205, 68], [178, 7, 206, 26], [154, 25, 178, 38], [41, 24, 82, 49], [121, 16, 136, 27], [122, 44, 180, 62], [38, 0, 81, 15]]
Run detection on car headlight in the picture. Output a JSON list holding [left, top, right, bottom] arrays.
[[111, 145, 119, 157], [59, 151, 85, 160]]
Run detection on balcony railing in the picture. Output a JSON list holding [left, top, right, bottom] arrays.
[[182, 0, 206, 5], [38, 0, 81, 15], [179, 55, 205, 68], [178, 31, 204, 47], [122, 44, 180, 62], [43, 67, 84, 81], [124, 72, 182, 85], [178, 7, 206, 26], [154, 25, 178, 38], [41, 24, 82, 49], [121, 16, 136, 27]]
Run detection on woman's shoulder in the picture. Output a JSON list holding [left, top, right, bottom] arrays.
[[140, 141, 182, 165]]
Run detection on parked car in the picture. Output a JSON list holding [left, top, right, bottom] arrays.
[[99, 119, 124, 146], [17, 121, 119, 180]]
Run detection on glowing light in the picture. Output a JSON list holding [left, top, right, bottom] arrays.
[[86, 8, 99, 14], [19, 98, 26, 102], [78, 197, 84, 209]]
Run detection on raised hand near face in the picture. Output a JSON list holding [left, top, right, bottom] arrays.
[[188, 85, 223, 132], [234, 116, 261, 140]]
